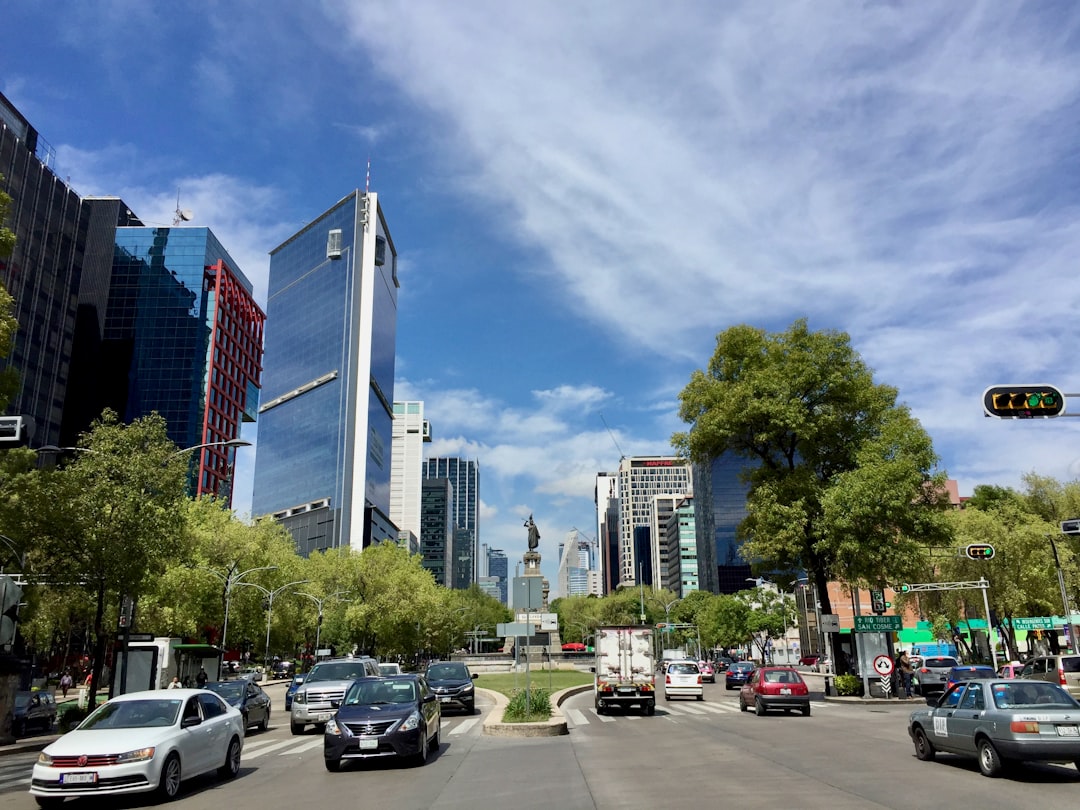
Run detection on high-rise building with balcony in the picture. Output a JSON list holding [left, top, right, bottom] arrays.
[[617, 456, 692, 587], [390, 401, 431, 540], [252, 191, 398, 555]]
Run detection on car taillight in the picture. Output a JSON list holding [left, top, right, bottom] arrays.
[[1060, 667, 1068, 686], [696, 675, 702, 685], [666, 674, 671, 684], [920, 668, 929, 674], [1010, 720, 1040, 733]]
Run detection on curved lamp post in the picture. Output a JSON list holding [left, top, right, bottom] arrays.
[[198, 564, 278, 654], [236, 579, 310, 668], [294, 590, 350, 657]]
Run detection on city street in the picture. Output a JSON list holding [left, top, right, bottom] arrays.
[[4, 680, 1080, 809]]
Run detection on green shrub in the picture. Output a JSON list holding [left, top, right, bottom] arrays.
[[502, 687, 552, 722], [833, 674, 862, 696]]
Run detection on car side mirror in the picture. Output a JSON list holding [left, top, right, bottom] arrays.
[[589, 667, 596, 673], [182, 715, 202, 728], [422, 693, 436, 704], [472, 673, 478, 679], [925, 696, 937, 706]]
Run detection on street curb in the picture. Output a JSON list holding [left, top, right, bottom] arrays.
[[481, 684, 592, 737], [0, 735, 57, 757]]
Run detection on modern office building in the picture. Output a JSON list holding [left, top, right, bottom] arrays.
[[669, 497, 699, 596], [486, 546, 508, 605], [616, 456, 692, 587], [557, 529, 598, 598], [95, 224, 264, 501], [595, 472, 619, 595], [694, 455, 753, 594], [390, 401, 431, 539], [252, 191, 398, 555], [0, 91, 87, 449], [650, 495, 683, 593], [419, 478, 454, 586], [422, 457, 479, 588]]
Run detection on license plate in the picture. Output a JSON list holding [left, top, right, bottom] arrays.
[[440, 697, 450, 703], [617, 687, 635, 694], [358, 738, 378, 749], [60, 772, 97, 785], [317, 713, 332, 722], [780, 688, 792, 695], [1058, 725, 1080, 737]]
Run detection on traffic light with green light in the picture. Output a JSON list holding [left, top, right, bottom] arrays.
[[966, 543, 995, 560], [983, 385, 1065, 418]]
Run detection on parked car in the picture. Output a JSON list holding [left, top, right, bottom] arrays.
[[561, 642, 587, 652], [323, 675, 441, 771], [739, 666, 810, 716], [915, 656, 960, 695], [424, 661, 478, 714], [203, 680, 272, 733], [698, 661, 716, 683], [725, 661, 755, 690], [664, 660, 704, 701], [798, 654, 821, 668], [1019, 654, 1080, 700], [13, 691, 57, 737], [909, 678, 1080, 776], [30, 689, 244, 804], [271, 661, 296, 679], [291, 657, 381, 735], [996, 661, 1024, 679], [238, 668, 263, 682], [945, 665, 996, 692], [378, 662, 403, 676], [285, 674, 306, 711]]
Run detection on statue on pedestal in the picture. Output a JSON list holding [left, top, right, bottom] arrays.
[[525, 514, 540, 550]]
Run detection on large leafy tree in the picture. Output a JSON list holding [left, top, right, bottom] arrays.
[[673, 319, 952, 620]]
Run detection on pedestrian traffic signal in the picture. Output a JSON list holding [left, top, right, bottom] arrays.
[[870, 588, 886, 615], [966, 543, 995, 560], [983, 385, 1065, 418]]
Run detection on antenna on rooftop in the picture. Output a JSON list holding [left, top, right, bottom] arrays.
[[172, 189, 193, 225], [365, 157, 371, 193], [600, 413, 626, 461]]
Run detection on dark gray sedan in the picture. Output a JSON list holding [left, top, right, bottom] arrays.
[[909, 679, 1080, 777]]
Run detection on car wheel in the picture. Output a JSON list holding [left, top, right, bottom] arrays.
[[977, 737, 1004, 777], [324, 758, 341, 773], [646, 702, 655, 716], [241, 711, 249, 731], [429, 721, 441, 752], [697, 694, 703, 701], [156, 753, 182, 800], [414, 726, 430, 766], [801, 705, 810, 717], [290, 720, 305, 735], [754, 698, 765, 716], [912, 727, 935, 761], [218, 736, 241, 779], [34, 798, 65, 809], [595, 701, 605, 715], [260, 709, 269, 732], [739, 696, 747, 712], [14, 720, 26, 738]]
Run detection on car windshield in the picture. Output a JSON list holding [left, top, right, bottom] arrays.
[[80, 699, 182, 729], [306, 662, 372, 682], [427, 664, 469, 680], [379, 665, 400, 675], [345, 680, 417, 705], [949, 667, 994, 679], [925, 658, 957, 668], [669, 663, 699, 674], [733, 663, 754, 672], [992, 681, 1079, 708], [764, 670, 801, 684], [204, 682, 244, 702]]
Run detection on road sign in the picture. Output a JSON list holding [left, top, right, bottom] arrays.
[[1063, 519, 1080, 535], [983, 384, 1065, 418], [1011, 616, 1055, 631], [854, 615, 903, 632], [820, 614, 840, 633], [497, 622, 534, 636], [873, 654, 894, 676]]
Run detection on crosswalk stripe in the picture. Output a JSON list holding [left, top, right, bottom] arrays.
[[662, 703, 707, 715], [243, 738, 301, 758], [589, 708, 617, 723], [449, 718, 480, 735], [566, 708, 589, 726], [279, 738, 323, 755]]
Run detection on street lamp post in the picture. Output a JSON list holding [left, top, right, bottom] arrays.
[[198, 564, 278, 663], [294, 591, 350, 658], [236, 579, 310, 669], [0, 534, 25, 574]]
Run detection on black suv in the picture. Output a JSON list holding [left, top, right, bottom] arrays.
[[424, 661, 477, 714]]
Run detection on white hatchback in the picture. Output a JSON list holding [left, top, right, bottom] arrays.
[[664, 660, 704, 701]]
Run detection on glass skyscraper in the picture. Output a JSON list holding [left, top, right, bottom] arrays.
[[253, 191, 398, 555], [422, 457, 478, 588]]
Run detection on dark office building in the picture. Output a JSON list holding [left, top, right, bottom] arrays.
[[420, 478, 453, 586], [694, 455, 755, 594], [0, 91, 87, 448], [422, 457, 478, 588]]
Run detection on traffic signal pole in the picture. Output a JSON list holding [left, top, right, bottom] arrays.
[[1048, 536, 1075, 654], [899, 580, 997, 670]]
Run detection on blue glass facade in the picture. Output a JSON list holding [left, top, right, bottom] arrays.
[[695, 454, 755, 594], [422, 457, 479, 587], [253, 191, 398, 554]]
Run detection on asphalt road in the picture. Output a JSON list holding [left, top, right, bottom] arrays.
[[5, 679, 1080, 809]]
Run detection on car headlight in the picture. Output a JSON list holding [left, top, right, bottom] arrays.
[[461, 683, 474, 693], [115, 747, 156, 763], [37, 752, 54, 766], [399, 710, 421, 731], [294, 692, 306, 705], [325, 718, 342, 736]]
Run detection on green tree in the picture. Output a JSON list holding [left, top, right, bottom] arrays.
[[673, 319, 951, 620], [13, 411, 189, 703]]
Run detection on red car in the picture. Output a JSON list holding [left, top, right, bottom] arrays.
[[739, 666, 811, 716], [561, 642, 587, 652]]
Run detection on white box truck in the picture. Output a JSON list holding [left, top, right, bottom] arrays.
[[592, 625, 656, 715]]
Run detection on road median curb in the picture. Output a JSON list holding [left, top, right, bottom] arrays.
[[481, 684, 592, 737]]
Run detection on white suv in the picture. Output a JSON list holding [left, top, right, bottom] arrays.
[[290, 657, 379, 734]]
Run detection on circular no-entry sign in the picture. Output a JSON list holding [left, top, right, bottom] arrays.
[[873, 654, 894, 676]]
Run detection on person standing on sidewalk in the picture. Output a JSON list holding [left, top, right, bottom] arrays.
[[898, 650, 914, 698], [59, 671, 73, 698]]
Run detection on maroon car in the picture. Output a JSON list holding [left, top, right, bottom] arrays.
[[739, 666, 811, 716]]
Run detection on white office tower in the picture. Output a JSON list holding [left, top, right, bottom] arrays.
[[557, 529, 596, 598], [617, 456, 693, 587], [390, 401, 431, 539]]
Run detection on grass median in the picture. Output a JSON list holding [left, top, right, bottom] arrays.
[[478, 669, 593, 699]]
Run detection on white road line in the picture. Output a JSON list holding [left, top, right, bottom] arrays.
[[279, 738, 323, 755], [566, 708, 589, 727], [242, 737, 288, 753], [243, 738, 302, 758], [449, 718, 480, 735], [693, 702, 739, 714], [661, 703, 708, 714], [589, 709, 617, 723], [0, 775, 31, 792]]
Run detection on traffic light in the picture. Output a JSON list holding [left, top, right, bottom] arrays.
[[0, 575, 23, 648], [966, 543, 995, 560], [870, 588, 886, 615], [983, 385, 1065, 418], [897, 584, 911, 593]]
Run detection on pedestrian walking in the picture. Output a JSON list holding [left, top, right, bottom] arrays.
[[59, 671, 73, 698], [195, 667, 208, 688], [898, 650, 914, 698]]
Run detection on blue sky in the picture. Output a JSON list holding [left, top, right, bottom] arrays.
[[6, 2, 1080, 590]]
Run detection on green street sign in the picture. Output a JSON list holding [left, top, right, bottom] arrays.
[[1010, 617, 1055, 631], [854, 615, 903, 632]]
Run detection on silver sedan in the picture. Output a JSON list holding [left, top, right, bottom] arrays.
[[908, 679, 1080, 777]]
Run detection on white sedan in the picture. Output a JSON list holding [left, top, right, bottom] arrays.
[[30, 688, 244, 806], [664, 660, 705, 701]]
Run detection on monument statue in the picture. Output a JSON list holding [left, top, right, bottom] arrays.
[[524, 514, 540, 550]]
